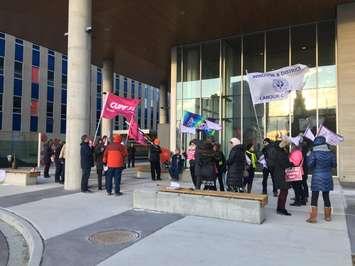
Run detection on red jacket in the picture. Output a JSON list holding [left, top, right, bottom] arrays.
[[103, 142, 127, 168]]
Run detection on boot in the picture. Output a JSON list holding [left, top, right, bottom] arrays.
[[306, 207, 317, 223], [324, 207, 332, 222]]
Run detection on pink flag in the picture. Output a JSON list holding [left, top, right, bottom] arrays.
[[317, 125, 344, 146], [128, 117, 146, 144], [102, 93, 140, 120]]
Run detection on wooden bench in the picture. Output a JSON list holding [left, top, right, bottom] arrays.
[[133, 187, 268, 224]]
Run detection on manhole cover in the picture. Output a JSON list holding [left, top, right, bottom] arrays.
[[88, 229, 140, 245]]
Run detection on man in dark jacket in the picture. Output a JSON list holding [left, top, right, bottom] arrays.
[[94, 138, 105, 190], [80, 134, 94, 193], [262, 138, 278, 196], [43, 140, 53, 178], [54, 140, 63, 183], [226, 138, 245, 192], [127, 142, 136, 168], [149, 138, 162, 181], [214, 143, 226, 191]]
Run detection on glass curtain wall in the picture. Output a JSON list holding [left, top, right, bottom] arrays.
[[175, 21, 336, 159]]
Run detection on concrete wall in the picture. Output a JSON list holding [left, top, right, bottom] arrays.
[[337, 3, 355, 181]]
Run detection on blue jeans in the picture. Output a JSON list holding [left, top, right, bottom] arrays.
[[105, 168, 123, 194]]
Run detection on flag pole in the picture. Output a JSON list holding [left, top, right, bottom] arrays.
[[93, 92, 110, 143], [246, 69, 263, 144]]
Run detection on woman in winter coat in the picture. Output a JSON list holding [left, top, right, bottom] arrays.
[[289, 143, 305, 206], [306, 136, 336, 223], [213, 143, 226, 191], [194, 140, 217, 190], [186, 140, 197, 188], [226, 138, 245, 192], [274, 139, 293, 216]]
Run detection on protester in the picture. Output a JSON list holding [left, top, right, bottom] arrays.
[[127, 142, 136, 168], [213, 143, 226, 191], [289, 142, 305, 206], [59, 142, 66, 184], [94, 138, 105, 190], [195, 140, 217, 190], [103, 134, 128, 196], [43, 139, 53, 178], [226, 138, 245, 192], [306, 136, 336, 223], [169, 148, 184, 181], [149, 138, 162, 181], [301, 139, 311, 202], [187, 140, 197, 188], [54, 140, 63, 183], [244, 143, 257, 193], [262, 138, 278, 196], [274, 139, 293, 216], [80, 134, 94, 193]]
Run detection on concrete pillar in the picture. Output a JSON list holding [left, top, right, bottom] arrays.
[[65, 0, 92, 190], [159, 84, 168, 124], [101, 59, 113, 137], [337, 2, 355, 181], [170, 47, 177, 152]]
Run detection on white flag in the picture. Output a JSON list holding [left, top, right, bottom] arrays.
[[318, 125, 344, 146], [180, 124, 196, 134], [246, 64, 309, 105], [205, 120, 222, 131], [303, 127, 315, 141]]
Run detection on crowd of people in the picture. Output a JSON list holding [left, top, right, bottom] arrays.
[[42, 132, 337, 223]]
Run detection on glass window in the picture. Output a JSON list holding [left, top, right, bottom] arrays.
[[0, 94, 2, 109], [61, 105, 66, 118], [46, 118, 53, 133], [61, 75, 67, 86], [61, 89, 67, 104], [266, 29, 290, 139], [32, 48, 40, 67], [48, 53, 55, 71], [0, 57, 3, 74], [62, 57, 67, 74], [223, 37, 242, 152], [31, 83, 39, 99], [115, 76, 120, 94], [0, 75, 3, 93], [0, 38, 5, 57], [131, 80, 135, 98], [14, 79, 22, 96], [138, 83, 142, 99], [0, 112, 2, 130], [47, 86, 54, 101], [13, 96, 21, 113], [60, 120, 66, 134], [291, 25, 316, 67], [97, 69, 102, 85], [183, 45, 200, 99], [12, 113, 21, 131], [30, 116, 38, 132], [14, 61, 22, 79], [201, 41, 220, 98], [124, 78, 128, 97], [46, 102, 53, 117], [243, 34, 265, 147], [15, 43, 23, 62]]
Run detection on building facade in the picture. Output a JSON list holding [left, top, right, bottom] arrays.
[[0, 32, 160, 165], [171, 20, 338, 170]]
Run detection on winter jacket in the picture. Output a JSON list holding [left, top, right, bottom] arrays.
[[246, 150, 257, 170], [59, 144, 66, 160], [103, 142, 128, 168], [273, 145, 292, 190], [43, 143, 53, 164], [215, 151, 226, 175], [308, 142, 336, 192], [149, 144, 161, 162], [226, 144, 245, 187], [262, 142, 278, 169], [80, 142, 94, 170], [94, 143, 105, 170], [195, 142, 217, 181], [127, 145, 136, 159]]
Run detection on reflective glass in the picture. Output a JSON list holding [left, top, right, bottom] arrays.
[[183, 45, 200, 99], [201, 41, 220, 98]]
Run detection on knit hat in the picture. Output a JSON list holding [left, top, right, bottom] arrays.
[[313, 136, 326, 146], [230, 138, 241, 146]]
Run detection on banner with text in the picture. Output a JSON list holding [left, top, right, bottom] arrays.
[[102, 93, 140, 120], [246, 64, 309, 105]]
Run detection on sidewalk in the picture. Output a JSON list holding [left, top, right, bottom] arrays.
[[0, 167, 353, 266]]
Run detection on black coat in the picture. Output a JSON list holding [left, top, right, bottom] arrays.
[[149, 145, 161, 162], [80, 142, 94, 169], [195, 142, 216, 182], [273, 147, 292, 190], [215, 151, 226, 175], [226, 144, 245, 187], [127, 146, 136, 159], [43, 143, 53, 164], [94, 143, 105, 170]]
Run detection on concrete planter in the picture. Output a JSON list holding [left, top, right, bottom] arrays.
[[5, 169, 40, 186]]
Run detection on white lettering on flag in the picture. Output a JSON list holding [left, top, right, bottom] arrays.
[[246, 64, 309, 105]]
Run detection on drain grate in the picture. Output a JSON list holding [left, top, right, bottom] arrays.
[[88, 229, 140, 245]]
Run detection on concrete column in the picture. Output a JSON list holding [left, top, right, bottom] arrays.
[[101, 59, 113, 137], [159, 84, 168, 124], [337, 2, 355, 181], [65, 0, 92, 190], [170, 47, 177, 152]]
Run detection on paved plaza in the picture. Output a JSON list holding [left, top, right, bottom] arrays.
[[0, 167, 354, 266]]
